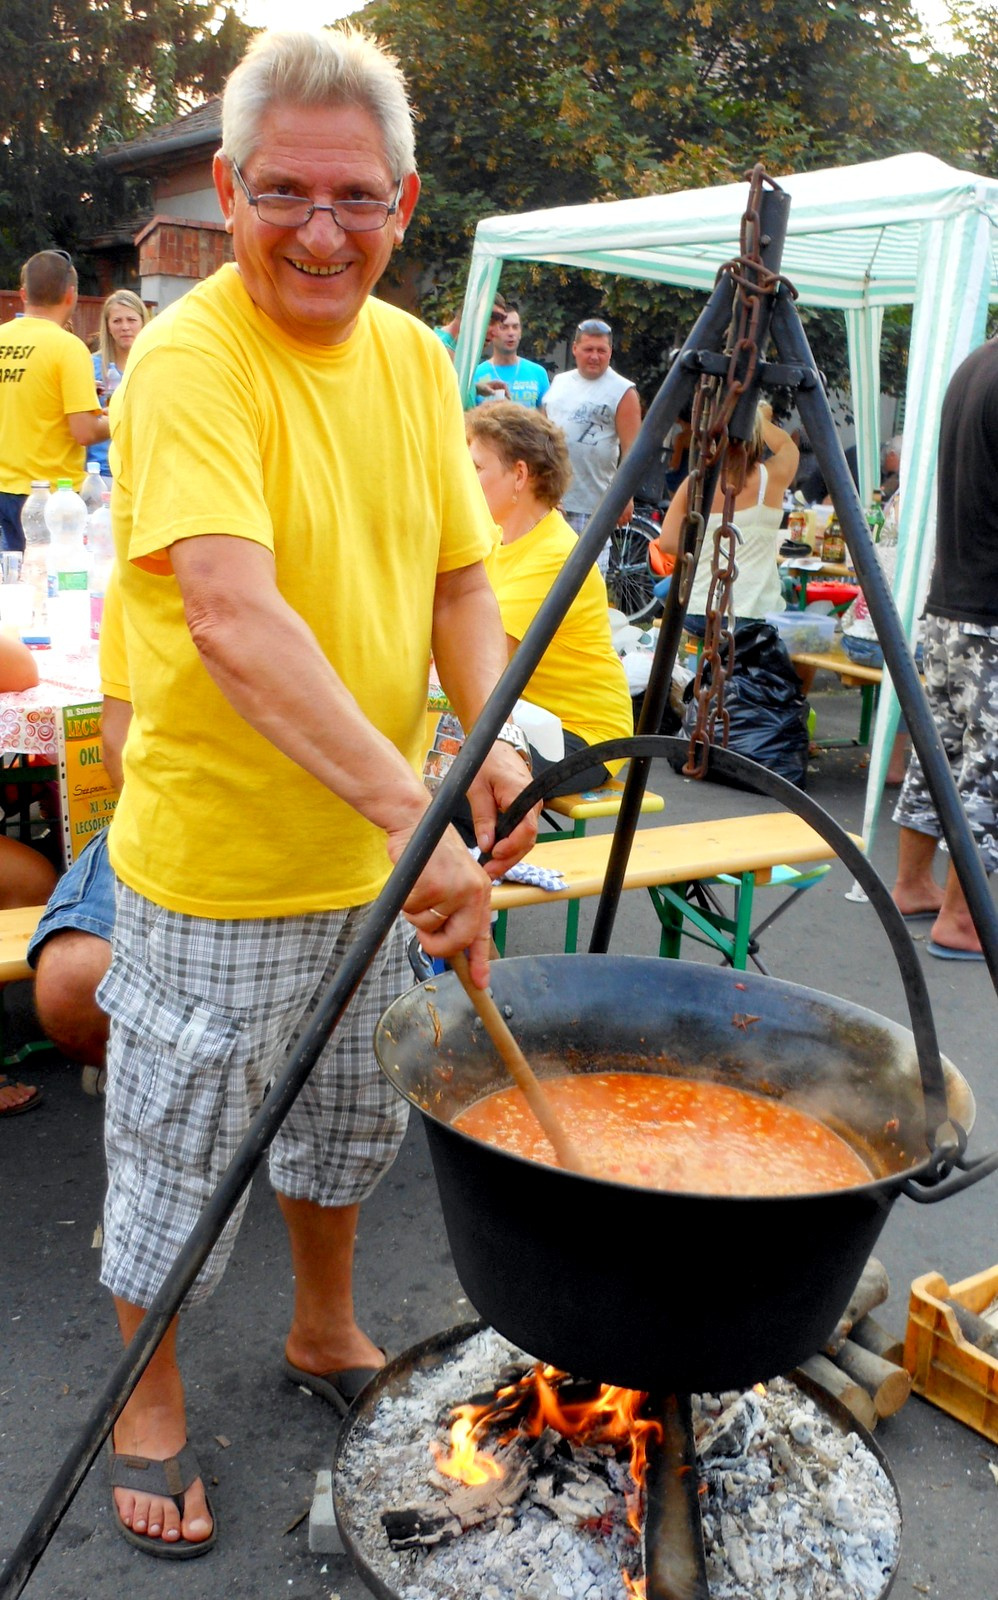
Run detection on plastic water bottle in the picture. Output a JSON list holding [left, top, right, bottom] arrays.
[[87, 491, 114, 641], [80, 462, 105, 515], [20, 481, 51, 641], [44, 480, 90, 652]]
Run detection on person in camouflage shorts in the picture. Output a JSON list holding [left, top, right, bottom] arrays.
[[892, 335, 998, 958]]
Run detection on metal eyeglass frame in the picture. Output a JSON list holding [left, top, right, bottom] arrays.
[[230, 162, 403, 233]]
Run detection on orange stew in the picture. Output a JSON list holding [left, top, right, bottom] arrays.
[[453, 1072, 872, 1195]]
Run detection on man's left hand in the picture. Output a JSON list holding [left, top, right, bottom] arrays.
[[466, 741, 539, 874]]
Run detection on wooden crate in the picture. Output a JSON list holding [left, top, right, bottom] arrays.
[[904, 1266, 998, 1443]]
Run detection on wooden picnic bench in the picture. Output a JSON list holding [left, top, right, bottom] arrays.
[[792, 646, 883, 746], [492, 811, 858, 969]]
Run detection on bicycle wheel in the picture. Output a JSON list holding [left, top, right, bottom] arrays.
[[605, 515, 663, 626]]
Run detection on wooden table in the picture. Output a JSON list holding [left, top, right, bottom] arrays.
[[492, 810, 857, 967], [792, 645, 881, 745], [1, 651, 114, 864]]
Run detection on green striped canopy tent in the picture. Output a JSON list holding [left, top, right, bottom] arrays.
[[453, 152, 998, 855]]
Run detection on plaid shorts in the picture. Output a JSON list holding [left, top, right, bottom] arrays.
[[893, 613, 998, 872], [97, 886, 410, 1309]]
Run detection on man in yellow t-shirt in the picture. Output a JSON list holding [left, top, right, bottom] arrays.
[[95, 27, 536, 1561], [0, 251, 108, 551]]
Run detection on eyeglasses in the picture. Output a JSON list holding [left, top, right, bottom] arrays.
[[576, 318, 612, 337], [231, 163, 403, 233]]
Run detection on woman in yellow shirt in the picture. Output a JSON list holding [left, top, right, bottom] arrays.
[[465, 402, 632, 798]]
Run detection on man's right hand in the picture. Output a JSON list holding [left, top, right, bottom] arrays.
[[388, 820, 495, 988]]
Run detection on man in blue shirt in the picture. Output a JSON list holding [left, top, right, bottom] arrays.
[[473, 307, 550, 408]]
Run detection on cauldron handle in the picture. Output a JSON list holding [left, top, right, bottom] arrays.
[[495, 733, 981, 1185]]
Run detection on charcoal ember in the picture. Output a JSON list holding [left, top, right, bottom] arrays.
[[698, 1389, 765, 1464], [381, 1505, 461, 1549]]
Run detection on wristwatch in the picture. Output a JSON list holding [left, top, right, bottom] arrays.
[[495, 720, 532, 769]]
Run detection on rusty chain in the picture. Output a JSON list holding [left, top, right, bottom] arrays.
[[682, 165, 788, 779]]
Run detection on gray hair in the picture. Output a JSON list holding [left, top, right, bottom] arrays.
[[221, 27, 416, 180]]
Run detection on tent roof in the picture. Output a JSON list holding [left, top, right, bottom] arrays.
[[471, 152, 998, 310]]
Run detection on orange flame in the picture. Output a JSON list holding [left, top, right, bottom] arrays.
[[509, 1366, 661, 1537], [431, 1363, 660, 1596], [430, 1403, 504, 1486]]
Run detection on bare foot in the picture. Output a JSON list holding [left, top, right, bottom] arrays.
[[0, 1076, 40, 1114], [284, 1327, 385, 1381], [111, 1414, 213, 1547], [892, 884, 945, 918], [930, 916, 983, 956]]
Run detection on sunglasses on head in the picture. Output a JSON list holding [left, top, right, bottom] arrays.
[[576, 318, 611, 337]]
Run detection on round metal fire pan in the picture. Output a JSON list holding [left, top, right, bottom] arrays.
[[333, 1320, 902, 1600], [333, 1321, 484, 1600]]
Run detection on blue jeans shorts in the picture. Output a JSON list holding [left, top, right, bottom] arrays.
[[27, 827, 115, 967], [0, 491, 27, 554]]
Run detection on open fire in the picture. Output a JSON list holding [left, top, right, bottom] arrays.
[[334, 1326, 901, 1600], [427, 1365, 661, 1596]]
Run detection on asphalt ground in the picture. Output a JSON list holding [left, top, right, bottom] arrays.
[[3, 670, 998, 1600]]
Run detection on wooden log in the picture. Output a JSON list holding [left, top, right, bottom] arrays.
[[798, 1353, 878, 1432], [831, 1337, 912, 1418], [825, 1258, 890, 1355], [850, 1314, 905, 1367], [944, 1298, 998, 1358]]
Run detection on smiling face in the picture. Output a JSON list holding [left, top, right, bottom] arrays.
[[106, 304, 145, 357], [214, 101, 419, 347], [573, 333, 612, 379]]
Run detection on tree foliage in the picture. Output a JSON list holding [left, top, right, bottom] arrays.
[[363, 0, 978, 401], [0, 1, 249, 288]]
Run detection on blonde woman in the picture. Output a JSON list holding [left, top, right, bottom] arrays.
[[90, 290, 150, 475]]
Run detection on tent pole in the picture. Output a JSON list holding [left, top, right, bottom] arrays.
[[773, 294, 998, 988]]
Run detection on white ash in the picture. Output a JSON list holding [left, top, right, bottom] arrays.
[[694, 1380, 900, 1599], [335, 1328, 900, 1600]]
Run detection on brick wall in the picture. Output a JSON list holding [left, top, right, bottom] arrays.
[[135, 215, 232, 282]]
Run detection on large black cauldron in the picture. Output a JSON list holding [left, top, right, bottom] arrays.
[[375, 955, 976, 1394]]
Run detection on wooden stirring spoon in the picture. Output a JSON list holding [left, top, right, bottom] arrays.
[[448, 950, 593, 1176]]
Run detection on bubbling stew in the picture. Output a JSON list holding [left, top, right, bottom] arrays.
[[453, 1072, 873, 1195]]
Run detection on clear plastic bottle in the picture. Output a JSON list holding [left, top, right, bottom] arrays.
[[87, 491, 114, 641], [20, 481, 51, 641], [80, 461, 105, 515], [44, 479, 90, 652]]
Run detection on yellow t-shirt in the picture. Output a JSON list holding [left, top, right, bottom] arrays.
[[485, 508, 633, 761], [0, 316, 101, 493], [98, 565, 129, 702], [108, 265, 494, 916]]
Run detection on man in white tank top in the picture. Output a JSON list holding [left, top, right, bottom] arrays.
[[543, 318, 641, 536]]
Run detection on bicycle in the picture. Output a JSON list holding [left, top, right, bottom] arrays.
[[605, 511, 665, 626]]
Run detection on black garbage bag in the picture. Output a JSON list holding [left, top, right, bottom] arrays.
[[673, 618, 811, 789]]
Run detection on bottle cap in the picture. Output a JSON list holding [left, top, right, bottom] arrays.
[[56, 478, 72, 489], [86, 460, 101, 472], [30, 481, 50, 491]]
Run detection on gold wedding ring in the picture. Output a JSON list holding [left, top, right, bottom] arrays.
[[427, 908, 447, 921]]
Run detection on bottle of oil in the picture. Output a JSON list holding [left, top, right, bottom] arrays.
[[822, 514, 846, 564]]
